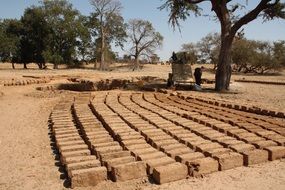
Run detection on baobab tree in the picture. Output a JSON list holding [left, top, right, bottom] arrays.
[[161, 0, 285, 91], [128, 19, 163, 70]]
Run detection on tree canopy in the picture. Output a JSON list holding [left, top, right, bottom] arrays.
[[127, 19, 163, 70]]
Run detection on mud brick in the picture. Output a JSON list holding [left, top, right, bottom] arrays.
[[111, 161, 146, 181], [65, 155, 98, 165], [105, 156, 135, 171], [166, 147, 194, 158], [86, 134, 111, 140], [117, 134, 144, 141], [204, 132, 225, 139], [53, 127, 76, 133], [87, 137, 113, 145], [122, 139, 146, 147], [148, 135, 173, 143], [242, 150, 268, 165], [256, 131, 277, 137], [213, 123, 234, 132], [84, 131, 109, 137], [56, 136, 83, 147], [160, 144, 186, 152], [214, 152, 243, 170], [137, 152, 166, 161], [146, 157, 175, 174], [66, 160, 102, 176], [94, 145, 122, 156], [59, 144, 89, 153], [252, 140, 278, 148], [176, 152, 205, 164], [59, 140, 85, 147], [196, 143, 223, 152], [188, 157, 219, 176], [153, 162, 188, 184], [61, 150, 91, 164], [127, 144, 152, 150], [99, 151, 130, 161], [187, 140, 210, 150], [131, 148, 158, 157], [229, 144, 255, 152], [205, 148, 232, 157], [92, 141, 120, 148], [237, 132, 257, 138], [56, 133, 80, 140], [243, 136, 265, 143], [54, 129, 78, 137], [152, 139, 178, 149], [264, 146, 285, 160], [226, 128, 248, 136], [70, 167, 107, 188]]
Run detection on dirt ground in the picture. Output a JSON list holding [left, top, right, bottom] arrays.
[[0, 62, 284, 190]]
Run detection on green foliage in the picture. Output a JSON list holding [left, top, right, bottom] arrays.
[[159, 0, 201, 30], [40, 0, 82, 67], [232, 38, 284, 73], [0, 19, 20, 62]]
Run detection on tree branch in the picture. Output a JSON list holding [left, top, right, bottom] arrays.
[[231, 0, 278, 35]]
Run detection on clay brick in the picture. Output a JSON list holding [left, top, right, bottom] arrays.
[[153, 162, 188, 184], [146, 157, 175, 174], [131, 148, 157, 157], [242, 150, 268, 166], [160, 144, 186, 152], [188, 157, 219, 176], [152, 139, 178, 149], [58, 140, 85, 147], [65, 155, 98, 165], [59, 144, 89, 153], [94, 146, 122, 156], [214, 152, 243, 170], [61, 150, 91, 164], [137, 152, 165, 161], [196, 143, 223, 152], [92, 141, 120, 148], [166, 147, 194, 158], [70, 167, 107, 188], [111, 161, 147, 181], [127, 144, 152, 150], [252, 140, 278, 148], [176, 152, 205, 164], [122, 139, 146, 146], [264, 146, 285, 160], [105, 156, 135, 171], [205, 148, 231, 157], [229, 144, 255, 152], [100, 151, 131, 161], [66, 160, 101, 176]]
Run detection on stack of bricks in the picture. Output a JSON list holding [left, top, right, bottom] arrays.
[[50, 99, 107, 188], [72, 94, 146, 181], [3, 78, 50, 86]]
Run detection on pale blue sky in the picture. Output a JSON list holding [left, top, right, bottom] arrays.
[[0, 0, 285, 60]]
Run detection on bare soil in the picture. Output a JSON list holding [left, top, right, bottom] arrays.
[[0, 62, 284, 190]]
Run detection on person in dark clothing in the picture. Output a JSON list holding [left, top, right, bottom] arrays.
[[171, 51, 178, 63], [194, 67, 202, 86]]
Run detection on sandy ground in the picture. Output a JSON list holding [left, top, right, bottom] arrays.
[[0, 63, 285, 190]]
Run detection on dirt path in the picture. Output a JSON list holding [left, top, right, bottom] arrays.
[[0, 86, 64, 190]]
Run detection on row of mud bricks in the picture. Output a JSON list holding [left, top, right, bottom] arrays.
[[177, 93, 285, 119], [49, 92, 285, 188], [158, 89, 285, 118], [2, 78, 50, 86], [235, 79, 285, 86]]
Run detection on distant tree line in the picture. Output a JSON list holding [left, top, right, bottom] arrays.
[[177, 32, 285, 74], [0, 0, 163, 70]]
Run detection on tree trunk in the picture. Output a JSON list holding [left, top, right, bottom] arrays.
[[53, 63, 58, 69], [12, 62, 15, 69], [23, 63, 27, 69], [215, 36, 233, 91], [100, 29, 105, 70]]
